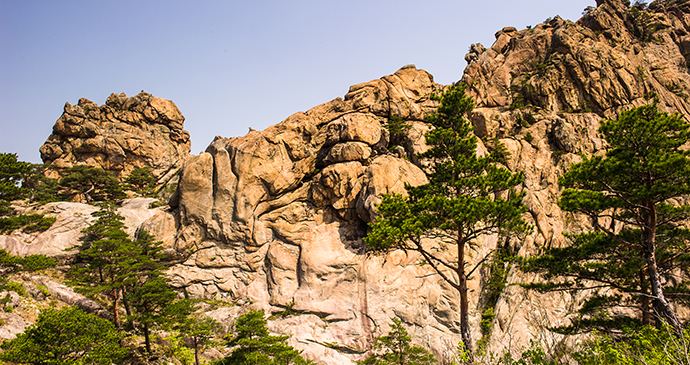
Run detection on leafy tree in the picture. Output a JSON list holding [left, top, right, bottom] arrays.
[[125, 167, 158, 197], [58, 165, 125, 203], [0, 213, 56, 235], [123, 230, 189, 354], [520, 102, 690, 336], [0, 153, 56, 235], [364, 84, 530, 361], [220, 310, 313, 365], [385, 115, 412, 148], [0, 306, 126, 365], [70, 208, 184, 354], [358, 318, 437, 365]]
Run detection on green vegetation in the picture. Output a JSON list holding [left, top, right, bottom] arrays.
[[58, 165, 125, 203], [219, 310, 313, 365], [575, 325, 690, 365], [357, 318, 437, 365], [69, 207, 189, 353], [0, 153, 56, 235], [628, 2, 668, 43], [125, 167, 158, 197], [520, 102, 690, 336], [175, 310, 221, 365], [0, 153, 32, 215], [385, 114, 412, 149], [364, 84, 530, 361], [0, 306, 127, 365]]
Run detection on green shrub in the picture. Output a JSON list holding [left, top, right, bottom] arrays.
[[6, 281, 26, 296], [0, 306, 127, 365], [524, 133, 535, 143], [575, 325, 690, 365]]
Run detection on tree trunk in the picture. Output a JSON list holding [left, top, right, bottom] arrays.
[[644, 204, 683, 336], [144, 321, 151, 354], [458, 239, 474, 363], [639, 269, 650, 326], [122, 288, 132, 317], [194, 338, 200, 365], [112, 290, 120, 328]]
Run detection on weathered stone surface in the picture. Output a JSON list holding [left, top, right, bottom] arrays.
[[324, 142, 372, 163], [463, 0, 690, 117], [0, 199, 166, 260], [40, 91, 190, 184], [160, 2, 690, 363], [9, 1, 690, 363], [0, 202, 97, 259]]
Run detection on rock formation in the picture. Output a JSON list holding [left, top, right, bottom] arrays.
[[5, 0, 690, 364], [39, 91, 190, 184], [158, 0, 690, 362]]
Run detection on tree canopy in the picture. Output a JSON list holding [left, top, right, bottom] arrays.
[[364, 84, 530, 361], [358, 318, 437, 365], [58, 165, 125, 203], [0, 306, 126, 365], [220, 310, 312, 365], [520, 102, 690, 335]]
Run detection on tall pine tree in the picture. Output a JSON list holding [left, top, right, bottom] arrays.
[[364, 84, 530, 361], [520, 102, 690, 336]]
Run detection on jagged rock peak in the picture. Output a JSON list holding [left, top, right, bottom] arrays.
[[463, 0, 690, 118], [39, 91, 190, 183]]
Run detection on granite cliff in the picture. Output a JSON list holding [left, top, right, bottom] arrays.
[[5, 0, 690, 363]]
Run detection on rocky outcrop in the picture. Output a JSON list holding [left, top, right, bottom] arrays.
[[157, 1, 690, 363], [464, 0, 690, 117], [7, 1, 690, 364], [157, 65, 453, 363], [39, 92, 190, 184], [0, 198, 164, 260]]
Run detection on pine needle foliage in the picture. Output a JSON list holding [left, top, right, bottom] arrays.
[[364, 84, 530, 360], [0, 306, 126, 365], [520, 102, 690, 335], [220, 310, 313, 365], [358, 318, 437, 365]]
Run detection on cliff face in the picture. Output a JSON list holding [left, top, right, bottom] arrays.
[[39, 91, 190, 183], [157, 0, 690, 362], [11, 0, 690, 363]]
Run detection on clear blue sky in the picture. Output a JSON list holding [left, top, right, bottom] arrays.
[[1, 0, 594, 163]]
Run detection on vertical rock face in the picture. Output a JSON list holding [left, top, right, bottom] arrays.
[[39, 91, 190, 183], [159, 1, 690, 363], [159, 65, 461, 363]]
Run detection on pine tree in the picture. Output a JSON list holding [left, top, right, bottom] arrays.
[[58, 165, 125, 202], [520, 102, 690, 336], [220, 310, 313, 365], [125, 167, 158, 197], [0, 306, 126, 365], [68, 207, 132, 328], [0, 153, 32, 215], [175, 308, 222, 365], [364, 84, 530, 361], [358, 318, 437, 365]]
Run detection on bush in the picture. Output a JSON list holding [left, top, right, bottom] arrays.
[[575, 325, 690, 365]]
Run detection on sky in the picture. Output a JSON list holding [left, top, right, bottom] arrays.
[[1, 0, 594, 163]]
